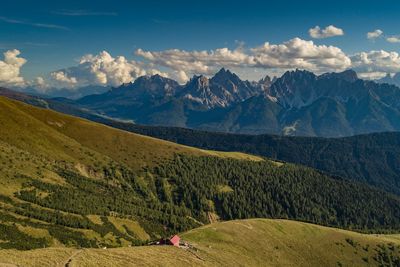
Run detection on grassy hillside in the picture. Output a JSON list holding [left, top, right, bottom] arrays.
[[1, 96, 400, 253], [0, 96, 261, 171], [0, 219, 399, 266], [0, 96, 262, 249]]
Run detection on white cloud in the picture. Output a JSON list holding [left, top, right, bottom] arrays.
[[51, 71, 78, 88], [29, 76, 51, 92], [367, 29, 383, 39], [49, 51, 149, 88], [250, 38, 351, 72], [135, 47, 250, 76], [309, 25, 344, 39], [386, 36, 400, 43], [366, 30, 400, 44], [21, 38, 400, 92], [136, 38, 351, 79], [357, 71, 387, 80], [0, 49, 27, 87], [174, 70, 190, 83], [351, 50, 400, 78]]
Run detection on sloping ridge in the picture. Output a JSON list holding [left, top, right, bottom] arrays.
[[0, 96, 262, 171], [0, 219, 399, 266]]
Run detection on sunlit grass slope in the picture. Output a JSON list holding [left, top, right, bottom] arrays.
[[0, 96, 262, 171], [0, 219, 399, 267], [0, 96, 263, 249]]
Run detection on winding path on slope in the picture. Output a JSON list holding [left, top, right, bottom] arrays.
[[63, 249, 83, 267]]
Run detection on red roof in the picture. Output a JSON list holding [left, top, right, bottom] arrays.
[[169, 235, 180, 246]]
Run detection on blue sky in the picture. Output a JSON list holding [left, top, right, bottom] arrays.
[[1, 0, 400, 90]]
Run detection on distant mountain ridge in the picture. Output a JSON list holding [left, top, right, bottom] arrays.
[[377, 72, 400, 88], [6, 67, 400, 137]]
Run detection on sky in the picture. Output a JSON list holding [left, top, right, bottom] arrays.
[[2, 0, 400, 91]]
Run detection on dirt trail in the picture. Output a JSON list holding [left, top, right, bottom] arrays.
[[62, 249, 83, 267]]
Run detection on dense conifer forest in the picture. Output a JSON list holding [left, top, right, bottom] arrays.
[[100, 121, 400, 196]]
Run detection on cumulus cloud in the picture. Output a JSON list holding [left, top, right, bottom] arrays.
[[386, 36, 400, 43], [309, 25, 344, 39], [174, 70, 190, 83], [351, 50, 400, 79], [250, 38, 351, 71], [51, 71, 78, 88], [367, 29, 383, 40], [22, 38, 400, 92], [0, 49, 27, 87], [29, 76, 51, 92], [366, 29, 400, 45], [135, 47, 250, 76], [49, 51, 149, 88], [136, 38, 351, 79]]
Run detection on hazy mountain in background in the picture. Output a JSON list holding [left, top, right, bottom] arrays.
[[6, 68, 400, 137], [377, 73, 400, 88], [20, 85, 110, 99]]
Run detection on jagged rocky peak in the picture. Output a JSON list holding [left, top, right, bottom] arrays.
[[259, 75, 272, 84], [210, 68, 241, 84], [266, 69, 368, 109], [253, 75, 273, 96], [265, 69, 318, 108], [113, 74, 181, 98], [188, 75, 210, 89], [258, 75, 273, 88], [280, 69, 317, 83], [112, 81, 133, 91], [180, 69, 262, 108], [180, 75, 211, 103], [270, 69, 316, 95], [136, 74, 178, 85], [319, 69, 358, 83]]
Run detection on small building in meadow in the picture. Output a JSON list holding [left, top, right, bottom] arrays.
[[155, 234, 181, 246], [168, 235, 180, 247]]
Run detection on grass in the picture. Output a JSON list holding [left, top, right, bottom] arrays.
[[0, 97, 262, 172], [107, 217, 150, 241], [1, 96, 400, 265], [0, 219, 399, 266], [0, 96, 268, 249], [198, 150, 264, 162], [86, 215, 103, 225]]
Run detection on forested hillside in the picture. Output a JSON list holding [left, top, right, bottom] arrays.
[[100, 122, 400, 196], [1, 96, 400, 251]]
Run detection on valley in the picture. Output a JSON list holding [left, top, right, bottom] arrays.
[[2, 2, 400, 266], [1, 96, 400, 254]]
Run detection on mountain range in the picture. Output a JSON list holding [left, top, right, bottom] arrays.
[[44, 68, 400, 137], [2, 86, 400, 196]]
